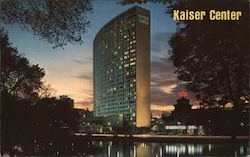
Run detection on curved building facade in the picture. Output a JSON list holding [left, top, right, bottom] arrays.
[[93, 6, 150, 127]]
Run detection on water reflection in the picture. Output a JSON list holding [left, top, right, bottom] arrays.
[[89, 141, 248, 157], [4, 140, 247, 156]]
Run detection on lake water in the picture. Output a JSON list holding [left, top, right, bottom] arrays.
[[5, 140, 248, 156], [78, 141, 249, 157]]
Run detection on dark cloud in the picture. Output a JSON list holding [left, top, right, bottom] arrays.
[[72, 57, 92, 65], [76, 72, 93, 80], [150, 31, 194, 108], [151, 32, 173, 60], [151, 57, 176, 78], [150, 53, 193, 106], [150, 31, 185, 106]]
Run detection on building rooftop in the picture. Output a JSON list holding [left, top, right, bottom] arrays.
[[94, 6, 150, 42]]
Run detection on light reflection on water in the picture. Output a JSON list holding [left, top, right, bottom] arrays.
[[88, 141, 248, 157]]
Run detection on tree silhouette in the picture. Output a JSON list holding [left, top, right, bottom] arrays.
[[118, 0, 169, 5], [168, 1, 249, 108], [1, 30, 45, 100], [1, 33, 79, 155], [0, 0, 92, 48], [1, 30, 48, 153]]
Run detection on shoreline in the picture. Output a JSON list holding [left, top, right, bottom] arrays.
[[74, 133, 249, 144]]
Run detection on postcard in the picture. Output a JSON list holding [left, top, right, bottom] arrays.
[[1, 0, 249, 156]]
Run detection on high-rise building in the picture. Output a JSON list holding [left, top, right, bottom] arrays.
[[93, 6, 150, 127]]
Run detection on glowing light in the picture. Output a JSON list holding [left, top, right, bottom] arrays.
[[178, 91, 188, 97], [108, 145, 111, 157], [224, 102, 233, 108]]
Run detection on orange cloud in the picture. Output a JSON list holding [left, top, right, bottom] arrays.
[[151, 103, 175, 112], [150, 103, 175, 118], [75, 101, 93, 110], [160, 84, 177, 94]]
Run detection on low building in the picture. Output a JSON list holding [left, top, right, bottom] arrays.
[[78, 115, 124, 133], [162, 95, 249, 136], [163, 96, 204, 135]]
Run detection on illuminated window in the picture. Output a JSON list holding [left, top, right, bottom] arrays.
[[130, 49, 135, 53], [130, 62, 135, 66], [138, 14, 149, 25]]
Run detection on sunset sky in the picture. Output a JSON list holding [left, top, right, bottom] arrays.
[[5, 1, 196, 116]]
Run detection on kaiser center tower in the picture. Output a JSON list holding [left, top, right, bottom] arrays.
[[93, 6, 150, 127]]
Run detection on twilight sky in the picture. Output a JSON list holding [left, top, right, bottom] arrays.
[[5, 1, 196, 116]]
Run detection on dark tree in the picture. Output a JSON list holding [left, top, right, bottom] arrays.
[[168, 1, 249, 108], [118, 0, 170, 5], [1, 30, 45, 100], [1, 30, 45, 154], [1, 34, 78, 154], [0, 0, 92, 48], [119, 0, 249, 108], [39, 84, 56, 98]]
